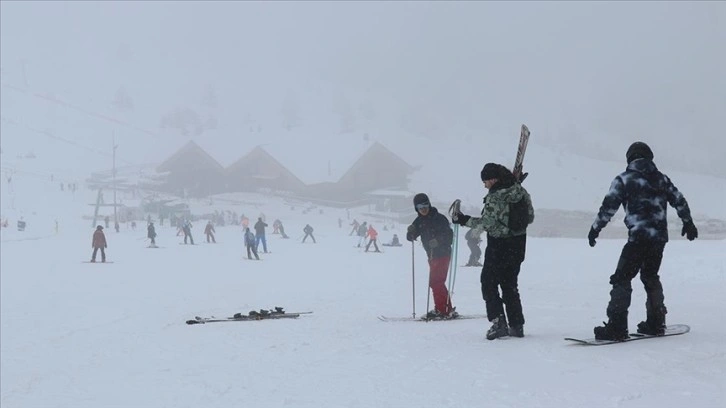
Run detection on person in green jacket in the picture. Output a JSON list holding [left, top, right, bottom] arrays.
[[453, 163, 534, 340]]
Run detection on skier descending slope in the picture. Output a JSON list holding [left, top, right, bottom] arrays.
[[588, 142, 698, 341]]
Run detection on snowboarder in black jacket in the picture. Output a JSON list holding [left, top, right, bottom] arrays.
[[588, 142, 698, 341]]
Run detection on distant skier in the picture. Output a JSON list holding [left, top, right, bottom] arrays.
[[114, 221, 120, 233], [349, 219, 360, 236], [356, 222, 368, 247], [204, 220, 216, 243], [104, 215, 110, 229], [278, 221, 289, 239], [302, 224, 316, 243], [254, 217, 268, 253], [17, 217, 26, 232], [272, 219, 282, 234], [365, 224, 381, 252], [464, 228, 483, 267], [147, 221, 157, 247], [182, 219, 194, 245], [244, 227, 260, 260], [382, 234, 402, 247], [91, 225, 108, 262]]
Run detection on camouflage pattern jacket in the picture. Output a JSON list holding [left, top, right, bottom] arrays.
[[591, 158, 693, 243], [465, 180, 534, 239]]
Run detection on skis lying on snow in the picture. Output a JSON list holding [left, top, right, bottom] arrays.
[[187, 307, 312, 325], [378, 314, 487, 322], [564, 324, 690, 346]]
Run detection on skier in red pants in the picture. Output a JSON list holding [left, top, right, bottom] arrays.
[[406, 193, 456, 319]]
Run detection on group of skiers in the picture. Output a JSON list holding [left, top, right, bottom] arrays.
[[88, 215, 290, 262], [85, 142, 700, 342], [403, 142, 698, 342]]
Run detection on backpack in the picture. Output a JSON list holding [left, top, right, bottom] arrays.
[[508, 197, 530, 232]]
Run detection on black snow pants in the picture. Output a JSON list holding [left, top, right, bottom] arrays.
[[481, 235, 526, 327], [605, 241, 667, 330]]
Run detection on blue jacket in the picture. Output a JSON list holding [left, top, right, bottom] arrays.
[[592, 159, 693, 242]]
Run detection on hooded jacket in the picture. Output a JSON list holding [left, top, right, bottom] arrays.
[[592, 158, 693, 243], [465, 169, 534, 239]]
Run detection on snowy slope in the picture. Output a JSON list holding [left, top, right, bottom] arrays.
[[1, 204, 725, 407]]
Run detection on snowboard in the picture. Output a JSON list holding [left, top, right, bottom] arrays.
[[565, 324, 690, 346]]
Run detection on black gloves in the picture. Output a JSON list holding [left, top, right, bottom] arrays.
[[681, 220, 698, 241], [588, 227, 599, 247], [406, 225, 416, 242], [452, 213, 470, 226]]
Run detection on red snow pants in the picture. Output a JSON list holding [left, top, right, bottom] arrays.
[[429, 256, 453, 314]]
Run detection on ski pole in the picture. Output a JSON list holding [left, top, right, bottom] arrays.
[[411, 240, 416, 319], [447, 224, 459, 304], [424, 251, 433, 322], [452, 226, 460, 294]]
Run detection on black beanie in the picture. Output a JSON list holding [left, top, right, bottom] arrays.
[[413, 193, 430, 212], [626, 142, 654, 164], [480, 163, 499, 181]]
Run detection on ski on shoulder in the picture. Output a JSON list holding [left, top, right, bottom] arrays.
[[513, 124, 530, 183]]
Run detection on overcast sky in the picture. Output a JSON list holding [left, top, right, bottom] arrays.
[[1, 1, 724, 176]]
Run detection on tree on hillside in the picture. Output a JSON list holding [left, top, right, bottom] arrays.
[[281, 90, 301, 131], [160, 107, 204, 137], [202, 83, 217, 109], [112, 85, 134, 113], [333, 92, 356, 134]]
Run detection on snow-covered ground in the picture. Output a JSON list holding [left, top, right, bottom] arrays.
[[2, 190, 725, 407]]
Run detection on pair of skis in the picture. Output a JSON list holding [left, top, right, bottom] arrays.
[[449, 124, 530, 221], [187, 308, 313, 325]]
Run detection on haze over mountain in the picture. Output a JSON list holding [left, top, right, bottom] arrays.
[[2, 2, 724, 180]]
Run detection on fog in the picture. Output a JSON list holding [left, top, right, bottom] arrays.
[[1, 1, 725, 177]]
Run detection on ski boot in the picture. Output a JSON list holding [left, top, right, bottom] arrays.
[[637, 320, 665, 336], [486, 315, 509, 340], [423, 310, 444, 321], [593, 321, 628, 341], [509, 324, 524, 338]]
